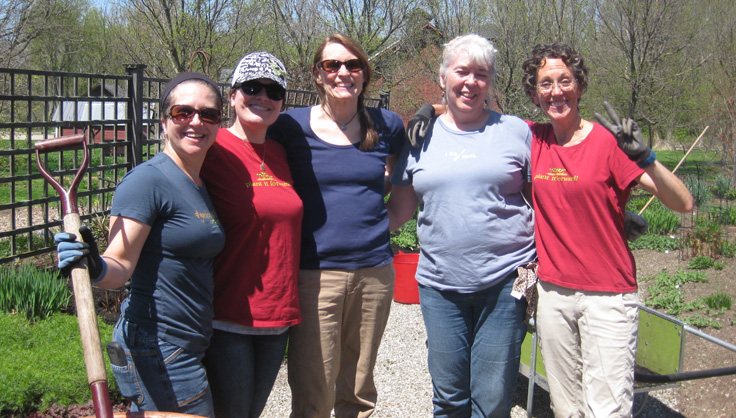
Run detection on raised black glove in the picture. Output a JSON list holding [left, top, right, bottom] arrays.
[[624, 211, 649, 242], [594, 101, 656, 168], [407, 104, 435, 148], [54, 225, 107, 282]]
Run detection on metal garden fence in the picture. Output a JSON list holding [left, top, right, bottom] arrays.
[[0, 65, 389, 264]]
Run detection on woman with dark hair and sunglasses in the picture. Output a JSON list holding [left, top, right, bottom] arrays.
[[267, 34, 405, 417], [54, 73, 226, 416], [199, 52, 304, 418]]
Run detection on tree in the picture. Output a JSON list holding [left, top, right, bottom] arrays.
[[25, 0, 99, 72], [592, 0, 708, 141], [321, 0, 418, 56], [0, 0, 55, 68], [266, 0, 326, 90], [110, 0, 267, 80], [699, 0, 736, 182]]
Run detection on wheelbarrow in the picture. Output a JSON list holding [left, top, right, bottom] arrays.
[[35, 134, 206, 418], [518, 304, 736, 417]]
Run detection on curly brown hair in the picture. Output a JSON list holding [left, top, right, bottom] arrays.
[[521, 43, 588, 104]]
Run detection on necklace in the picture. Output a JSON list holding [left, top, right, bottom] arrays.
[[323, 106, 358, 131], [245, 139, 268, 173]]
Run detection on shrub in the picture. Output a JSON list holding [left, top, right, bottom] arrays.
[[0, 313, 119, 416], [725, 207, 736, 225], [683, 175, 710, 207], [688, 255, 715, 270], [642, 200, 681, 234], [391, 218, 419, 251], [0, 264, 71, 321], [645, 270, 707, 315], [685, 315, 722, 329], [703, 292, 732, 310], [719, 239, 736, 258], [628, 233, 681, 252], [708, 205, 736, 226], [685, 215, 724, 258], [711, 174, 733, 199]]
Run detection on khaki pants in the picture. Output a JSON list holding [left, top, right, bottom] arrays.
[[288, 264, 394, 418], [536, 281, 638, 418]]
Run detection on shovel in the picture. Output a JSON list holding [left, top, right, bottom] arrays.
[[35, 133, 114, 418]]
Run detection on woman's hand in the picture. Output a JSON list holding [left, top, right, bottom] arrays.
[[594, 101, 656, 168], [406, 104, 435, 148], [54, 225, 108, 282]]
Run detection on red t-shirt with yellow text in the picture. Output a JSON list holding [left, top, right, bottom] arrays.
[[529, 121, 643, 293]]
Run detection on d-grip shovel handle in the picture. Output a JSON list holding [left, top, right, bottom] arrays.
[[35, 134, 89, 216], [35, 134, 113, 418]]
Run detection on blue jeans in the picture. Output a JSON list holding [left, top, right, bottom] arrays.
[[419, 272, 527, 418], [110, 317, 214, 417], [203, 329, 289, 418]]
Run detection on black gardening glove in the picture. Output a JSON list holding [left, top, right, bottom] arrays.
[[407, 104, 435, 148], [54, 225, 107, 282], [594, 101, 656, 168], [624, 211, 648, 242]]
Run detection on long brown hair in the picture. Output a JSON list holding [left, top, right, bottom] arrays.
[[312, 34, 379, 151]]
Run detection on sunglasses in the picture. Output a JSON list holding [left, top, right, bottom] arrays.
[[318, 59, 364, 73], [239, 81, 286, 101], [168, 105, 222, 124]]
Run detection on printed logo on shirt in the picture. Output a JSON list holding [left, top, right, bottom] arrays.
[[445, 148, 477, 161], [195, 210, 222, 229], [244, 175, 294, 188], [533, 167, 579, 182], [256, 172, 274, 181]]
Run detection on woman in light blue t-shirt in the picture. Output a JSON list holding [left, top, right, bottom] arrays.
[[387, 34, 536, 418]]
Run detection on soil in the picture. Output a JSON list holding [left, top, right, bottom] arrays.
[[633, 244, 736, 418]]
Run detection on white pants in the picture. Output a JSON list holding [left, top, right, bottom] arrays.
[[536, 281, 638, 418]]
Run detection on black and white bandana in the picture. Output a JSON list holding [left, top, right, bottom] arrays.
[[230, 52, 288, 89]]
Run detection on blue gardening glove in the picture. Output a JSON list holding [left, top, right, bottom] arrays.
[[624, 211, 648, 242], [594, 101, 656, 168], [407, 104, 435, 148], [54, 225, 107, 282]]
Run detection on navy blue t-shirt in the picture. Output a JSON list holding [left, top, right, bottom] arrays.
[[112, 152, 225, 352], [269, 106, 405, 269]]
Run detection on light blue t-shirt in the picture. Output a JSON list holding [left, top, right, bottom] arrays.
[[392, 111, 536, 292]]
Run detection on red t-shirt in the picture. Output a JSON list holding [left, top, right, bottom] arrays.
[[529, 121, 643, 293], [202, 128, 303, 327]]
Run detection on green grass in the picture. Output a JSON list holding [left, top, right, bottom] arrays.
[[0, 313, 120, 416], [656, 149, 722, 178]]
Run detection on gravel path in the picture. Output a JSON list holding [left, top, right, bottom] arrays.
[[261, 301, 684, 417]]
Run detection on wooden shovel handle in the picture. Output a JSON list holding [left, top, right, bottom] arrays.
[[35, 133, 112, 418]]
